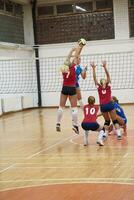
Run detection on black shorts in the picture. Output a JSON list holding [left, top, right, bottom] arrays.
[[61, 86, 76, 96], [81, 122, 100, 131], [100, 101, 114, 112]]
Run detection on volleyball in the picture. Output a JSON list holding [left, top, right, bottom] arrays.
[[78, 38, 86, 46], [60, 64, 69, 73]]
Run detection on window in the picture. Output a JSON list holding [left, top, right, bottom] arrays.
[[73, 2, 93, 13], [14, 3, 23, 16], [129, 0, 134, 37], [129, 0, 134, 6], [0, 0, 4, 10], [57, 4, 73, 14], [96, 0, 113, 10], [5, 0, 13, 13], [38, 6, 54, 16]]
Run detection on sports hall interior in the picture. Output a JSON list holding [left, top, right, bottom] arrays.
[[0, 0, 134, 199]]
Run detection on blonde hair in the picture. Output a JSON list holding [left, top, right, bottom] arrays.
[[100, 78, 106, 85]]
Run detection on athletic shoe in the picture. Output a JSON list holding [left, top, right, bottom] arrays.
[[117, 130, 122, 140], [56, 123, 61, 132], [97, 139, 104, 146], [103, 131, 108, 139], [72, 125, 79, 134], [117, 135, 122, 140]]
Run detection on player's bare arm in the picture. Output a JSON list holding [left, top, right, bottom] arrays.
[[90, 62, 98, 85], [102, 61, 111, 84]]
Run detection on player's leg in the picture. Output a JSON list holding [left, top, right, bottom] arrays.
[[109, 110, 122, 139], [96, 124, 105, 146], [69, 91, 79, 134], [81, 122, 89, 146], [116, 115, 127, 135], [101, 112, 111, 138], [76, 87, 83, 108], [56, 92, 68, 132]]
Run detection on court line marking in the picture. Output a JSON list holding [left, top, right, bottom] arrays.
[[70, 135, 83, 146], [114, 161, 121, 168], [0, 151, 134, 158], [0, 164, 16, 173], [0, 134, 79, 173], [1, 177, 134, 183], [27, 134, 79, 159], [0, 181, 134, 192], [114, 152, 129, 168], [2, 164, 132, 169], [123, 153, 129, 158]]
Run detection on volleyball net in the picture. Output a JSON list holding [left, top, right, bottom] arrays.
[[0, 51, 134, 95]]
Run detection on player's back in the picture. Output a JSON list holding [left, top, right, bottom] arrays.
[[63, 63, 76, 86], [83, 104, 99, 123], [114, 102, 127, 122], [97, 83, 111, 105]]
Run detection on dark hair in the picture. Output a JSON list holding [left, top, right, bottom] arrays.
[[112, 96, 119, 104], [88, 96, 95, 105]]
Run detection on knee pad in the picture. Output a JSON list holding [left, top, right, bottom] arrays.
[[112, 119, 119, 125], [71, 107, 78, 115], [104, 120, 111, 126]]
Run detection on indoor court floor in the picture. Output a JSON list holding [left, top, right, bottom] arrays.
[[0, 105, 134, 200]]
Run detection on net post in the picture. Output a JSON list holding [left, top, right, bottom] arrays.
[[32, 0, 42, 107], [34, 47, 42, 107]]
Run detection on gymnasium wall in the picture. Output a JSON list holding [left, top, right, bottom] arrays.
[[39, 39, 134, 106], [0, 0, 134, 114], [0, 43, 37, 114]]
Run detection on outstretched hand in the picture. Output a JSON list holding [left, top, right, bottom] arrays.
[[90, 62, 97, 69], [102, 60, 107, 68]]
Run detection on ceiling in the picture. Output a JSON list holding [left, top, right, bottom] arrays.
[[11, 0, 91, 5]]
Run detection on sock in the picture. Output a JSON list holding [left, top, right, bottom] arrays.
[[57, 107, 63, 124], [71, 107, 78, 126], [98, 130, 104, 140], [84, 131, 89, 145], [116, 128, 122, 136]]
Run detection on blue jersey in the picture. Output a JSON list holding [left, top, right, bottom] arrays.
[[114, 102, 127, 124], [75, 65, 83, 87]]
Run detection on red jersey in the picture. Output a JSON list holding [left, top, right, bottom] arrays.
[[83, 104, 99, 123], [63, 63, 76, 87], [97, 83, 111, 105]]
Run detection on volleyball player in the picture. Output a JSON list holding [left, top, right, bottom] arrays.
[[81, 96, 104, 146], [75, 57, 87, 108], [91, 61, 122, 139], [56, 39, 86, 134], [111, 96, 127, 134]]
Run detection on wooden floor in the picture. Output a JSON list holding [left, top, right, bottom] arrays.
[[0, 106, 134, 200]]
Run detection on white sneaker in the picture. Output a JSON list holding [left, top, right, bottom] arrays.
[[97, 139, 104, 146], [103, 131, 108, 139], [116, 129, 122, 140], [97, 130, 104, 146]]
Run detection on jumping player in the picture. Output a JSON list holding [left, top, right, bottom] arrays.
[[56, 39, 86, 134], [81, 96, 104, 146], [91, 61, 122, 139], [75, 57, 87, 108]]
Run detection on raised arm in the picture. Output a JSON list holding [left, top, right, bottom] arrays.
[[81, 65, 87, 79], [66, 47, 76, 63], [90, 62, 98, 85], [102, 61, 111, 84]]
